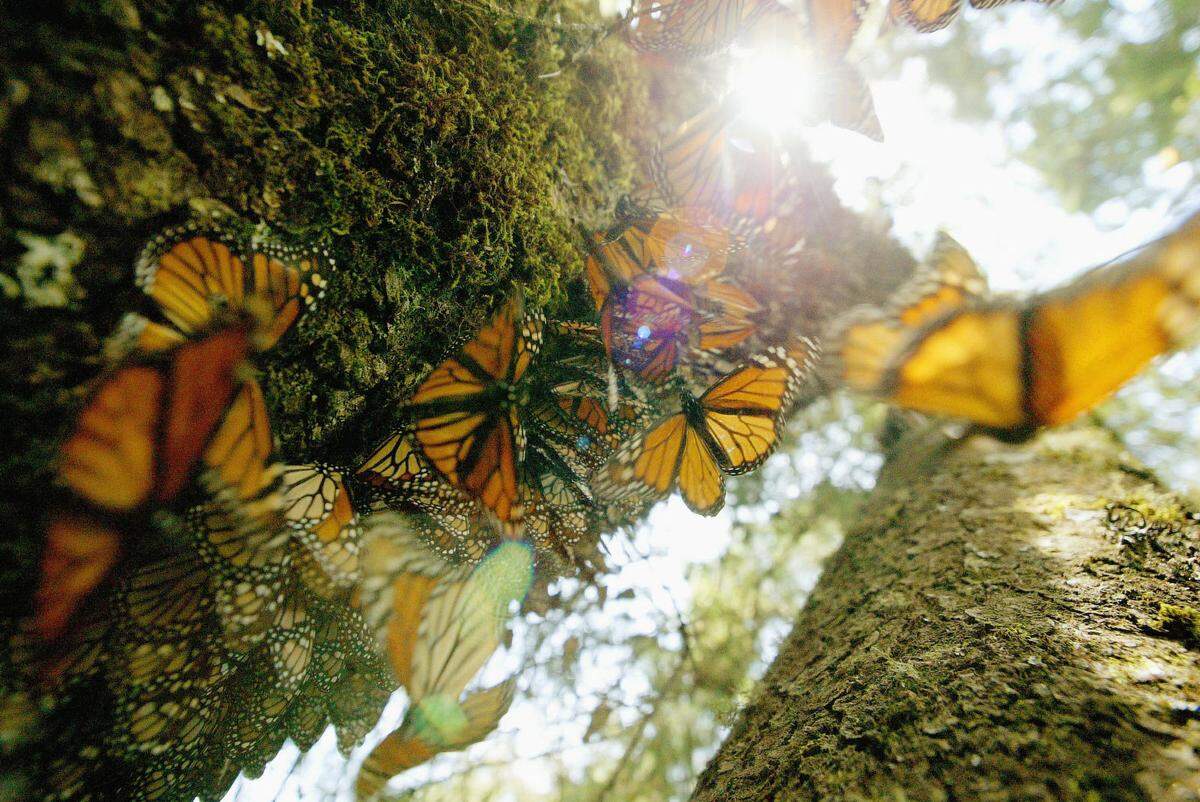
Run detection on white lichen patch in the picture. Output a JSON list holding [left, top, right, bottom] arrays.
[[3, 231, 85, 307]]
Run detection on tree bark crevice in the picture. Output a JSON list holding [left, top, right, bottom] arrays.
[[695, 427, 1200, 802]]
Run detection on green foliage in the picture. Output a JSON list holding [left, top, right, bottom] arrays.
[[894, 0, 1199, 213]]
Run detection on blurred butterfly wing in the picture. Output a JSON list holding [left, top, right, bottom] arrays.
[[651, 105, 736, 214], [357, 513, 472, 676], [821, 62, 883, 141], [355, 729, 438, 799], [201, 378, 281, 513], [355, 675, 516, 798], [895, 231, 989, 327], [1026, 216, 1200, 425], [33, 514, 121, 642], [163, 326, 256, 502], [454, 677, 518, 744], [408, 542, 533, 703], [58, 365, 164, 512], [891, 0, 961, 31], [887, 306, 1027, 428], [697, 279, 762, 351], [805, 0, 869, 56], [623, 0, 778, 56], [969, 0, 1056, 7], [107, 313, 188, 359]]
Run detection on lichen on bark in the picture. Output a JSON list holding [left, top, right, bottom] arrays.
[[694, 426, 1200, 802]]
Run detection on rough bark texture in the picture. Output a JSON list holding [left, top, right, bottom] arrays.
[[694, 426, 1200, 801]]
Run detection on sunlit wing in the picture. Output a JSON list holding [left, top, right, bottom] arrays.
[[622, 0, 783, 57], [407, 540, 533, 703], [675, 422, 726, 514], [601, 275, 696, 383], [696, 279, 762, 350], [650, 106, 778, 230], [697, 350, 797, 474], [355, 679, 517, 800], [890, 0, 961, 31], [873, 212, 1200, 432], [895, 231, 989, 327], [804, 0, 871, 56], [585, 211, 733, 312], [136, 226, 327, 349], [834, 232, 988, 392], [886, 305, 1027, 428], [1025, 213, 1200, 425], [817, 61, 883, 142], [593, 409, 725, 517]]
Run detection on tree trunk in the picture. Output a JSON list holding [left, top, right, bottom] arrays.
[[693, 425, 1200, 802]]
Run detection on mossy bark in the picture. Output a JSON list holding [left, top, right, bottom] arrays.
[[0, 0, 649, 598], [693, 426, 1200, 801]]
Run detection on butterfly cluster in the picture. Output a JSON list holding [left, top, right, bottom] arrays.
[[11, 0, 1194, 799]]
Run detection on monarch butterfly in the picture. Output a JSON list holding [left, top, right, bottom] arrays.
[[355, 680, 517, 800], [801, 0, 873, 56], [362, 519, 532, 702], [821, 61, 884, 142], [889, 0, 960, 32], [108, 558, 225, 760], [834, 213, 1200, 436], [280, 463, 362, 592], [522, 445, 598, 566], [584, 210, 734, 312], [647, 104, 780, 230], [132, 222, 328, 353], [36, 325, 276, 644], [355, 430, 504, 563], [407, 293, 544, 523], [601, 275, 698, 383], [186, 498, 291, 646], [528, 368, 626, 474], [833, 231, 989, 391], [601, 273, 766, 383], [621, 0, 785, 57], [695, 278, 764, 350], [593, 347, 808, 516]]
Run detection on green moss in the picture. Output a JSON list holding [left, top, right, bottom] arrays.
[[1153, 604, 1200, 649], [1, 1, 646, 477]]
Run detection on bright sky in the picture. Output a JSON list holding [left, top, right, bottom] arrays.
[[226, 4, 1198, 799]]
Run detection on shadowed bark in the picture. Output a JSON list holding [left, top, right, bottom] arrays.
[[694, 426, 1200, 801]]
